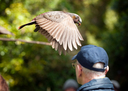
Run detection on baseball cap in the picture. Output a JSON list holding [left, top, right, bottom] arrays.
[[72, 45, 108, 72]]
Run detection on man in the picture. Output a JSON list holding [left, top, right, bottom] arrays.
[[72, 45, 114, 91], [63, 79, 78, 91]]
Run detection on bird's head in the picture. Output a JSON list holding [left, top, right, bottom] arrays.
[[68, 13, 82, 26]]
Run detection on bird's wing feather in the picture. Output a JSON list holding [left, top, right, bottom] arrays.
[[36, 11, 83, 54], [43, 11, 66, 23]]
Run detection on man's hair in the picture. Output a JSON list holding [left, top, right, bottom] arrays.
[[78, 62, 105, 79]]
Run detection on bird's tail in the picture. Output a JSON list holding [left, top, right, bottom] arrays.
[[18, 21, 36, 30]]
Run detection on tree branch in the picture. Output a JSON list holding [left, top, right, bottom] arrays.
[[0, 37, 51, 46]]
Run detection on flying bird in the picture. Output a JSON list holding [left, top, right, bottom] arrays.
[[0, 26, 14, 35], [19, 11, 84, 55]]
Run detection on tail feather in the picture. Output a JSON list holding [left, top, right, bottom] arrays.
[[18, 21, 36, 30]]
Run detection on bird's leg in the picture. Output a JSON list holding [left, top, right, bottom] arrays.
[[34, 25, 40, 32]]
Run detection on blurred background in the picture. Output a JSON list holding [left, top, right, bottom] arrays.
[[0, 0, 128, 91]]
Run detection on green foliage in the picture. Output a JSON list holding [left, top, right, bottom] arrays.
[[0, 0, 128, 91], [0, 1, 76, 91], [102, 0, 128, 90]]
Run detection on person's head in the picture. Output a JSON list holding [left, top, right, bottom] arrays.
[[111, 80, 120, 91], [63, 79, 78, 91], [72, 45, 109, 85]]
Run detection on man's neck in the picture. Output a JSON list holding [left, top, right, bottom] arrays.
[[81, 75, 106, 85]]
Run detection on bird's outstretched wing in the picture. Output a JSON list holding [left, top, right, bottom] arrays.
[[35, 11, 83, 55]]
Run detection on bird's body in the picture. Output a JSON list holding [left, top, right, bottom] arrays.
[[19, 11, 84, 55]]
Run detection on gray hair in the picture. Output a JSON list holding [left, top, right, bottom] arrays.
[[78, 62, 106, 79]]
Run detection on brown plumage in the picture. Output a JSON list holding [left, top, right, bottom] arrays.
[[0, 75, 9, 91], [0, 26, 14, 35], [19, 11, 84, 55]]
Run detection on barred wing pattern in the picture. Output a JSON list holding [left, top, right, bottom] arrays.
[[35, 11, 83, 55]]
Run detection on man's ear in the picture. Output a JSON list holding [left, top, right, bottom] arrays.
[[77, 64, 82, 77], [105, 66, 109, 75]]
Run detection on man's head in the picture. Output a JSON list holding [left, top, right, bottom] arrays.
[[63, 79, 78, 91], [72, 45, 109, 85]]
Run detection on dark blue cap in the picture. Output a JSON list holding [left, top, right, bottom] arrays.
[[72, 45, 108, 72]]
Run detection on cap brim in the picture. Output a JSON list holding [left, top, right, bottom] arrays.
[[72, 55, 77, 60]]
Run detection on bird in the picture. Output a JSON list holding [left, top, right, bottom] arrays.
[[0, 26, 14, 35], [19, 11, 84, 55]]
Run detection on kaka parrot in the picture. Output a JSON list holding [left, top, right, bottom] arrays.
[[19, 11, 84, 55]]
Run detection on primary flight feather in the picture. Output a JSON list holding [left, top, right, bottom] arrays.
[[19, 11, 84, 55]]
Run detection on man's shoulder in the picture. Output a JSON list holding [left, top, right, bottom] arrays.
[[77, 77, 114, 91]]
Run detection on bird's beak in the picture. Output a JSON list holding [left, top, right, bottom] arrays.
[[78, 22, 81, 26], [77, 21, 81, 26]]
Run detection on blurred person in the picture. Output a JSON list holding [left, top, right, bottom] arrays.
[[72, 45, 114, 91], [0, 75, 9, 91], [63, 79, 78, 91], [111, 80, 120, 91]]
